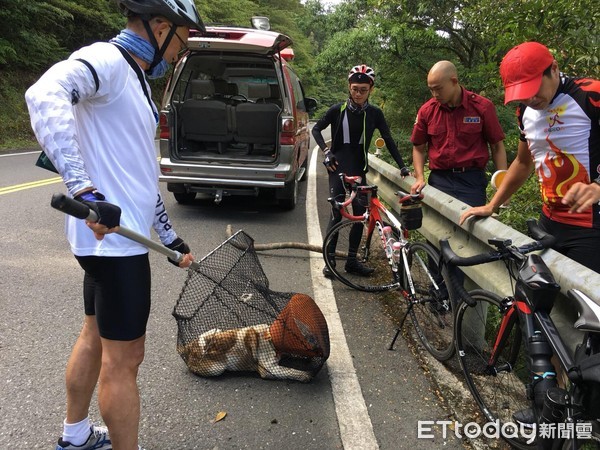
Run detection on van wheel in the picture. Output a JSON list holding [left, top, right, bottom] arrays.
[[174, 192, 196, 204], [278, 177, 298, 210]]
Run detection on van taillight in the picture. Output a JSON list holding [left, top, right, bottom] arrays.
[[280, 118, 295, 145], [159, 113, 170, 139]]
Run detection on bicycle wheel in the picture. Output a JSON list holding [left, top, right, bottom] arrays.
[[322, 219, 401, 292], [404, 241, 455, 361], [455, 289, 534, 449]]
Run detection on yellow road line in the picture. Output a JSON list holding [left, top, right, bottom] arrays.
[[0, 177, 62, 195]]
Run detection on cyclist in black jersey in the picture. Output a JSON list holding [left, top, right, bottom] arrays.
[[312, 65, 410, 278]]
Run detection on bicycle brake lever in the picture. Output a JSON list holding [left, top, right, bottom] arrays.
[[327, 197, 344, 210], [488, 238, 512, 249]]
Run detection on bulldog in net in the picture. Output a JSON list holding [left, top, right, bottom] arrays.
[[173, 231, 329, 382]]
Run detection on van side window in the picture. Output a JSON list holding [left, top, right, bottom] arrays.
[[287, 68, 306, 112]]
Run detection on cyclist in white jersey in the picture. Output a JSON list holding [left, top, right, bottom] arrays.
[[460, 42, 600, 274], [25, 1, 204, 449]]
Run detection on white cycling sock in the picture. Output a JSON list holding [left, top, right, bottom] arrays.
[[63, 417, 91, 446]]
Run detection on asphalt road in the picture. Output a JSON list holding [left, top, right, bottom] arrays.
[[0, 147, 467, 449]]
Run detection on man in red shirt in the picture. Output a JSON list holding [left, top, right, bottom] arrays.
[[411, 60, 507, 206]]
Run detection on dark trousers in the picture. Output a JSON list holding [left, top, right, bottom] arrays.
[[428, 169, 488, 207], [428, 169, 487, 286], [325, 171, 367, 259]]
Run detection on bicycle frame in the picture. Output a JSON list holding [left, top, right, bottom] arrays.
[[337, 186, 439, 297], [365, 197, 406, 269], [444, 222, 600, 447], [350, 192, 445, 352], [486, 297, 575, 380], [483, 296, 593, 449], [369, 200, 431, 298], [328, 174, 452, 359], [342, 186, 442, 309]]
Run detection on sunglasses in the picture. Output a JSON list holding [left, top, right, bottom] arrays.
[[350, 87, 370, 95]]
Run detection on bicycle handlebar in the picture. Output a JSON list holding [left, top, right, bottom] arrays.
[[328, 173, 422, 217], [439, 219, 555, 267], [439, 219, 556, 307]]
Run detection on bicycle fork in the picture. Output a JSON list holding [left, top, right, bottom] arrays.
[[388, 246, 442, 350], [488, 301, 578, 448], [484, 300, 520, 374]]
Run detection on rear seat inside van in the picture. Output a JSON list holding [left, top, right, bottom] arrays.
[[178, 76, 282, 158]]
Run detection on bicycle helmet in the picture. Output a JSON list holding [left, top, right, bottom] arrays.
[[116, 0, 204, 31], [348, 65, 375, 85]]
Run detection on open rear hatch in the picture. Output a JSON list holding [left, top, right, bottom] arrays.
[[168, 27, 293, 164], [188, 26, 292, 55]]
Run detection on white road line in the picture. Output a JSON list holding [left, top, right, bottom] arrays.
[[0, 150, 40, 157], [306, 148, 378, 450]]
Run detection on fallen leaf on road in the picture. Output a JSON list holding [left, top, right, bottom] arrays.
[[213, 411, 227, 423]]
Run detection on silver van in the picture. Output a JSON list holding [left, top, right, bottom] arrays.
[[158, 24, 317, 209]]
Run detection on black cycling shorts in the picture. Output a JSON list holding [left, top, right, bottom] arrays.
[[75, 254, 151, 341], [539, 214, 600, 274]]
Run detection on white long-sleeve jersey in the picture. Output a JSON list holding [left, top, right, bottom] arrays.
[[25, 42, 178, 256]]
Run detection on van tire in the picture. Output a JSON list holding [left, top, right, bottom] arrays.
[[174, 192, 196, 204], [278, 177, 298, 210]]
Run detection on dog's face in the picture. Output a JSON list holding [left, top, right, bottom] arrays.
[[201, 329, 239, 356]]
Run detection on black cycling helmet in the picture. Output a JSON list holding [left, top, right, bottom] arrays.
[[116, 0, 204, 31]]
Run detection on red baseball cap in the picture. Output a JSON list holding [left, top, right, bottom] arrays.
[[500, 42, 554, 104]]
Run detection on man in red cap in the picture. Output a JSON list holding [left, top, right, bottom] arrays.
[[460, 41, 600, 274]]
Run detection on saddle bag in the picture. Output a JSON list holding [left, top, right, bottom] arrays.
[[400, 198, 423, 230]]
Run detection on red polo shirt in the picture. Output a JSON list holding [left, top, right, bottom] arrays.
[[411, 87, 505, 170]]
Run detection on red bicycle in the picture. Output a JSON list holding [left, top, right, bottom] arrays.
[[322, 173, 455, 361]]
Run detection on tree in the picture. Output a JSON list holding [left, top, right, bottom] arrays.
[[460, 0, 599, 78], [0, 0, 122, 71], [3, 0, 598, 149]]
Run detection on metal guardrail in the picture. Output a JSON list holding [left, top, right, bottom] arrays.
[[368, 155, 600, 330]]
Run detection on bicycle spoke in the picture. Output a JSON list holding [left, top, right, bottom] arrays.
[[456, 290, 534, 449], [406, 242, 455, 361], [322, 219, 401, 292]]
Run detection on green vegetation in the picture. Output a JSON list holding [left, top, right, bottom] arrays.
[[2, 0, 598, 231]]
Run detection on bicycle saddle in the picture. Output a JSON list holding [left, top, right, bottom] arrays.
[[569, 289, 600, 333]]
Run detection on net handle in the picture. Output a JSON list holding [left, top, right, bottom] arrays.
[[51, 193, 200, 270]]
